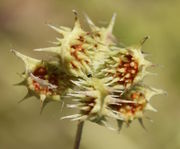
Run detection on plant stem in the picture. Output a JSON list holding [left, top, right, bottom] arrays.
[[74, 121, 84, 149]]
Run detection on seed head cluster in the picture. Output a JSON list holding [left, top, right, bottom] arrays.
[[12, 11, 164, 130]]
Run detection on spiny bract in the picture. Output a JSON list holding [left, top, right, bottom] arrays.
[[12, 11, 165, 131]]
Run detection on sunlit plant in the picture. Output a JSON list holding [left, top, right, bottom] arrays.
[[11, 11, 165, 149]]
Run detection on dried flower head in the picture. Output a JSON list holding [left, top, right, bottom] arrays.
[[11, 49, 71, 112], [12, 11, 165, 130]]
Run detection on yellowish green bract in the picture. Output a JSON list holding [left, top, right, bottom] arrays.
[[12, 11, 165, 131]]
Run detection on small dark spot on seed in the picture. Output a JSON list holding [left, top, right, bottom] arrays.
[[87, 74, 92, 78]]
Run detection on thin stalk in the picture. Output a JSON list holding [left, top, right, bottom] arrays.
[[74, 121, 84, 149]]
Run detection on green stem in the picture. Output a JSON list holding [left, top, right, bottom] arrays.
[[74, 121, 84, 149]]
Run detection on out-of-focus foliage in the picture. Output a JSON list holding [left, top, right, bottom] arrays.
[[0, 0, 179, 149]]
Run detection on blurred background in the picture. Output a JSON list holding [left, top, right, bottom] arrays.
[[0, 0, 179, 148]]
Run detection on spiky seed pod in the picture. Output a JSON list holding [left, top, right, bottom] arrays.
[[11, 49, 71, 112], [34, 11, 98, 78], [63, 77, 115, 127], [106, 84, 164, 127], [99, 37, 152, 90], [83, 14, 118, 74]]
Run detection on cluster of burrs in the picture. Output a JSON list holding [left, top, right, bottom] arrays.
[[12, 11, 165, 131]]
